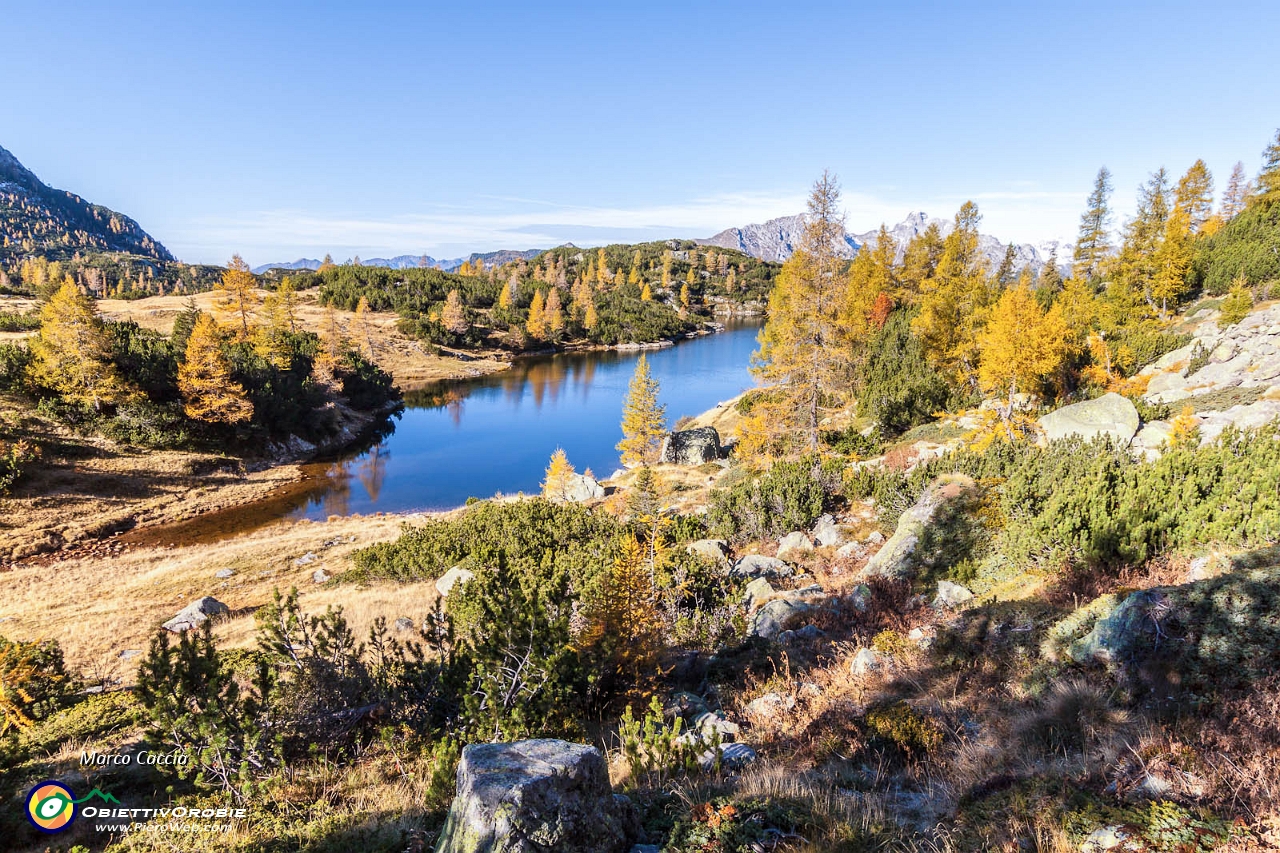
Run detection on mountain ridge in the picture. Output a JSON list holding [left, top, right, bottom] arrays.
[[252, 247, 544, 275], [698, 211, 1071, 273], [0, 143, 173, 263]]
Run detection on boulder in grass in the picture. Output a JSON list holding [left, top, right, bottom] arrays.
[[434, 739, 638, 853], [658, 427, 723, 466], [436, 566, 476, 598], [163, 597, 229, 632], [731, 554, 793, 579], [777, 531, 813, 561], [1037, 392, 1140, 446]]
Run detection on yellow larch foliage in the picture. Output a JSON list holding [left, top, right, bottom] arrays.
[[28, 279, 134, 410], [527, 290, 547, 339], [0, 642, 40, 734], [584, 299, 599, 332], [596, 532, 662, 679], [640, 281, 652, 301], [178, 314, 254, 424], [442, 289, 469, 335], [545, 287, 565, 335], [542, 447, 576, 501], [977, 283, 1072, 419], [1168, 405, 1201, 448], [617, 354, 667, 466], [314, 305, 348, 383], [216, 254, 261, 340]]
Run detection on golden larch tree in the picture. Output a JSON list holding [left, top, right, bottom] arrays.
[[544, 287, 565, 336], [617, 354, 666, 466], [178, 314, 254, 424], [584, 299, 599, 332], [976, 283, 1071, 435], [743, 171, 850, 455], [542, 447, 576, 502], [217, 254, 261, 339], [526, 290, 547, 339], [28, 279, 134, 410], [640, 282, 653, 301], [314, 305, 348, 383], [442, 289, 469, 335]]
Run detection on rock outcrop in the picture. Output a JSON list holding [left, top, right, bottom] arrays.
[[435, 739, 638, 853], [562, 473, 605, 503], [1037, 392, 1140, 446], [162, 597, 229, 632], [860, 475, 981, 582], [731, 554, 793, 579], [777, 531, 813, 560], [436, 566, 476, 598], [658, 427, 722, 466], [749, 597, 811, 639], [686, 539, 731, 570]]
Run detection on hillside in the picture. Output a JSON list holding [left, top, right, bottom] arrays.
[[700, 210, 1071, 273], [0, 144, 172, 263], [253, 248, 544, 275]]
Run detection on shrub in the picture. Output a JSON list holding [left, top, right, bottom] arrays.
[[1190, 195, 1280, 295], [1013, 679, 1132, 755], [1218, 280, 1254, 327], [0, 438, 39, 494], [864, 702, 943, 757], [855, 309, 968, 436], [706, 456, 840, 541], [0, 343, 32, 392]]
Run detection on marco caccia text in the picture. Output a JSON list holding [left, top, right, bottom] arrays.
[[81, 750, 190, 766]]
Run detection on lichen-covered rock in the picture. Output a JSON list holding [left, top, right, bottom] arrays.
[[932, 580, 974, 609], [849, 647, 881, 675], [162, 597, 229, 632], [562, 473, 605, 503], [435, 739, 638, 853], [777, 531, 813, 560], [749, 597, 810, 639], [741, 577, 776, 609], [686, 539, 730, 570], [859, 475, 982, 582], [1037, 392, 1140, 446], [658, 427, 722, 466], [811, 513, 847, 547], [436, 566, 476, 598], [732, 554, 793, 579]]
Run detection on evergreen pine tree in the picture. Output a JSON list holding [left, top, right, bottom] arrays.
[[1073, 167, 1113, 280]]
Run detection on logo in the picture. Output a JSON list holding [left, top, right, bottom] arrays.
[[25, 782, 120, 834]]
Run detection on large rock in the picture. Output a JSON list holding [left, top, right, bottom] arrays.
[[731, 554, 793, 579], [859, 475, 981, 582], [658, 427, 722, 466], [435, 739, 638, 853], [1037, 392, 1140, 446], [749, 597, 810, 639], [686, 539, 730, 570], [741, 577, 776, 609], [932, 580, 974, 609], [562, 473, 605, 503], [776, 531, 813, 560], [436, 566, 476, 598], [811, 513, 846, 547], [162, 597, 229, 632]]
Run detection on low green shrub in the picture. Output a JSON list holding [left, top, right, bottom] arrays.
[[706, 456, 842, 541]]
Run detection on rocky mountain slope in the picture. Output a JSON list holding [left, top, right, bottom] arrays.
[[0, 143, 172, 263], [699, 210, 1071, 273], [253, 247, 544, 275]]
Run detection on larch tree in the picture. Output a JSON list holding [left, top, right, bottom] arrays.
[[976, 283, 1071, 436], [617, 354, 666, 466], [1108, 168, 1170, 317], [744, 170, 850, 454], [542, 448, 576, 502], [315, 305, 348, 382], [1073, 167, 1114, 280], [596, 249, 608, 286], [570, 276, 592, 317], [544, 287, 564, 336], [898, 221, 944, 300], [1258, 128, 1280, 198], [526, 290, 547, 339], [1150, 203, 1193, 317], [595, 532, 661, 681], [442, 289, 469, 335], [583, 299, 599, 332], [1220, 161, 1250, 219], [679, 282, 690, 314], [178, 314, 254, 424], [353, 295, 375, 358], [640, 282, 653, 301], [844, 224, 897, 349], [1174, 159, 1215, 233], [319, 254, 335, 271], [28, 279, 133, 411], [217, 254, 260, 339], [912, 201, 992, 387]]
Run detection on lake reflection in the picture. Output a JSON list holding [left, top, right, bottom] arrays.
[[288, 320, 762, 518]]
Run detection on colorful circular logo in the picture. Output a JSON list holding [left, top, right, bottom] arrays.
[[26, 781, 76, 833]]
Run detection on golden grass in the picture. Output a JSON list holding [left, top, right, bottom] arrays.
[[0, 512, 432, 676]]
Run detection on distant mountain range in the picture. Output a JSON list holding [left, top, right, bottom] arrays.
[[0, 143, 173, 263], [698, 211, 1071, 273], [252, 248, 544, 276]]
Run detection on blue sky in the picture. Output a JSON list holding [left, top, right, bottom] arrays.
[[3, 0, 1278, 265]]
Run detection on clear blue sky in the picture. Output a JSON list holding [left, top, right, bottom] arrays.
[[3, 0, 1278, 265]]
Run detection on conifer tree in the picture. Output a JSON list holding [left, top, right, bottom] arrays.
[[353, 294, 375, 358], [596, 249, 608, 286], [28, 279, 133, 410], [1038, 250, 1064, 292], [526, 290, 547, 339], [661, 251, 672, 288], [913, 201, 992, 385], [314, 306, 348, 382], [544, 287, 564, 336], [1220, 161, 1250, 219], [628, 264, 640, 285], [1150, 203, 1193, 317], [178, 314, 253, 424], [499, 274, 517, 309], [1073, 167, 1113, 280], [217, 254, 260, 339], [542, 448, 576, 502], [679, 282, 690, 313], [899, 222, 944, 300], [725, 267, 737, 291], [640, 282, 653, 301], [596, 533, 661, 681], [584, 299, 599, 332], [319, 254, 335, 271], [845, 225, 897, 345], [617, 354, 666, 466], [442, 289, 469, 335], [1258, 128, 1280, 198], [977, 283, 1070, 434], [1174, 159, 1215, 233], [744, 171, 850, 454], [571, 275, 592, 317]]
